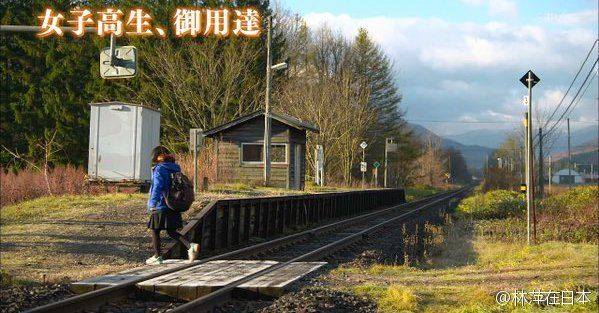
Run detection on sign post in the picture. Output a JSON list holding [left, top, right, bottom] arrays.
[[373, 161, 381, 187], [189, 128, 203, 194], [360, 141, 368, 189], [384, 138, 397, 188], [519, 70, 540, 245], [315, 145, 324, 186]]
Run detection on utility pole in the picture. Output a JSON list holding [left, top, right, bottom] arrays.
[[567, 118, 571, 178], [261, 17, 289, 186], [362, 147, 366, 188], [384, 140, 389, 188], [548, 155, 552, 193], [263, 17, 273, 186], [519, 70, 539, 245], [538, 128, 544, 199], [448, 153, 452, 184]]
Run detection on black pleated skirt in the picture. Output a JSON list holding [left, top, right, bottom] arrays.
[[147, 210, 183, 230]]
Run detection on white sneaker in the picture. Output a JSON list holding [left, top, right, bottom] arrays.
[[188, 243, 200, 262], [145, 255, 163, 265]]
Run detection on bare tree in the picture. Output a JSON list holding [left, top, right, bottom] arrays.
[[276, 24, 376, 185], [414, 136, 445, 187], [137, 38, 265, 149], [2, 129, 62, 194]]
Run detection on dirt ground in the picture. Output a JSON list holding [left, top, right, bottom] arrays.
[[0, 187, 322, 284]]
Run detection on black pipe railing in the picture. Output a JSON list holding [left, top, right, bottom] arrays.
[[164, 189, 405, 258]]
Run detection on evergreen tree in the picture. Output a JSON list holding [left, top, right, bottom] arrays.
[[351, 28, 411, 185], [1, 0, 274, 168]]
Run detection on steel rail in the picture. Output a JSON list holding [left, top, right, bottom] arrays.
[[170, 186, 471, 313], [24, 189, 460, 313]]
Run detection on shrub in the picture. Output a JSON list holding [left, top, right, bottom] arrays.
[[537, 186, 598, 243], [354, 284, 419, 313], [462, 186, 598, 243], [456, 189, 525, 219], [406, 184, 440, 202], [0, 165, 87, 207]]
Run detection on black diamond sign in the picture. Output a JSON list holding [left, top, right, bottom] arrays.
[[519, 70, 540, 88]]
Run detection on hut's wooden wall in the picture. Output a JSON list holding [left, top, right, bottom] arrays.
[[214, 118, 292, 188]]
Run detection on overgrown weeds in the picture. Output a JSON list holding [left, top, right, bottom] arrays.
[[0, 165, 86, 207], [457, 186, 598, 243]]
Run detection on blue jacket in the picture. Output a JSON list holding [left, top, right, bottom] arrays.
[[147, 161, 181, 212]]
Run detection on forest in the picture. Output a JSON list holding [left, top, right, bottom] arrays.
[[0, 0, 470, 200]]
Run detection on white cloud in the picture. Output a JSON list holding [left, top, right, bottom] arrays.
[[488, 0, 518, 17], [301, 11, 597, 134], [459, 0, 518, 17], [460, 0, 484, 6], [543, 10, 598, 26], [457, 114, 479, 122], [440, 79, 472, 92]]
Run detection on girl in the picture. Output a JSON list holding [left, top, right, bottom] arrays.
[[146, 146, 199, 265]]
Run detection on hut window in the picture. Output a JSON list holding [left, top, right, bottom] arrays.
[[271, 144, 286, 163], [241, 143, 287, 164]]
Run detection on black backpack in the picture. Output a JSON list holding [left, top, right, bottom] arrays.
[[164, 172, 194, 212]]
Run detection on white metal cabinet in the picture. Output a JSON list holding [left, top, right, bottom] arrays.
[[88, 102, 160, 183]]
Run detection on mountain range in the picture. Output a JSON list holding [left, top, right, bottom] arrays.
[[408, 123, 494, 171], [409, 123, 598, 171], [445, 125, 597, 154]]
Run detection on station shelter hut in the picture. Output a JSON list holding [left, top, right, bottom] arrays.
[[551, 168, 584, 185], [202, 110, 319, 190]]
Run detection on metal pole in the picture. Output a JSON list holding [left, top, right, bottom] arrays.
[[525, 71, 535, 245], [448, 153, 452, 184], [314, 145, 320, 186], [567, 118, 571, 177], [263, 17, 272, 186], [384, 139, 388, 188], [548, 155, 552, 192], [194, 147, 199, 193], [0, 25, 96, 33], [361, 148, 365, 189], [109, 34, 116, 66], [538, 127, 544, 199]]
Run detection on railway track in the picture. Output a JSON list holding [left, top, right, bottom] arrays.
[[25, 187, 471, 313]]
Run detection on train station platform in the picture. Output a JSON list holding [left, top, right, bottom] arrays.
[[71, 260, 326, 300]]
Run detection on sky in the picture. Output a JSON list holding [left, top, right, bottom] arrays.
[[281, 0, 599, 137]]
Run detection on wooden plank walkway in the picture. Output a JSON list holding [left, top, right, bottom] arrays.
[[70, 259, 191, 293], [137, 260, 326, 300]]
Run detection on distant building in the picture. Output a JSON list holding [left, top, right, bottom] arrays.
[[203, 110, 319, 190], [551, 169, 584, 185]]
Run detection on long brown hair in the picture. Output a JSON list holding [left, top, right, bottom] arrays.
[[151, 146, 175, 163]]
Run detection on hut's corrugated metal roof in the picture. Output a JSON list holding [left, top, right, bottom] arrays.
[[203, 110, 319, 137]]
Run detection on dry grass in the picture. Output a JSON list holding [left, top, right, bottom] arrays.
[[0, 182, 365, 285], [0, 165, 87, 207], [334, 219, 598, 312]]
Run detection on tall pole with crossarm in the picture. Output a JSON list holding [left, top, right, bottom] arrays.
[[263, 16, 273, 186], [262, 17, 289, 186], [520, 70, 539, 245]]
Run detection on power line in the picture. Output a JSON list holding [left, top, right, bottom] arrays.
[[542, 39, 598, 130], [544, 73, 598, 153], [545, 58, 598, 139], [406, 119, 597, 124]]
